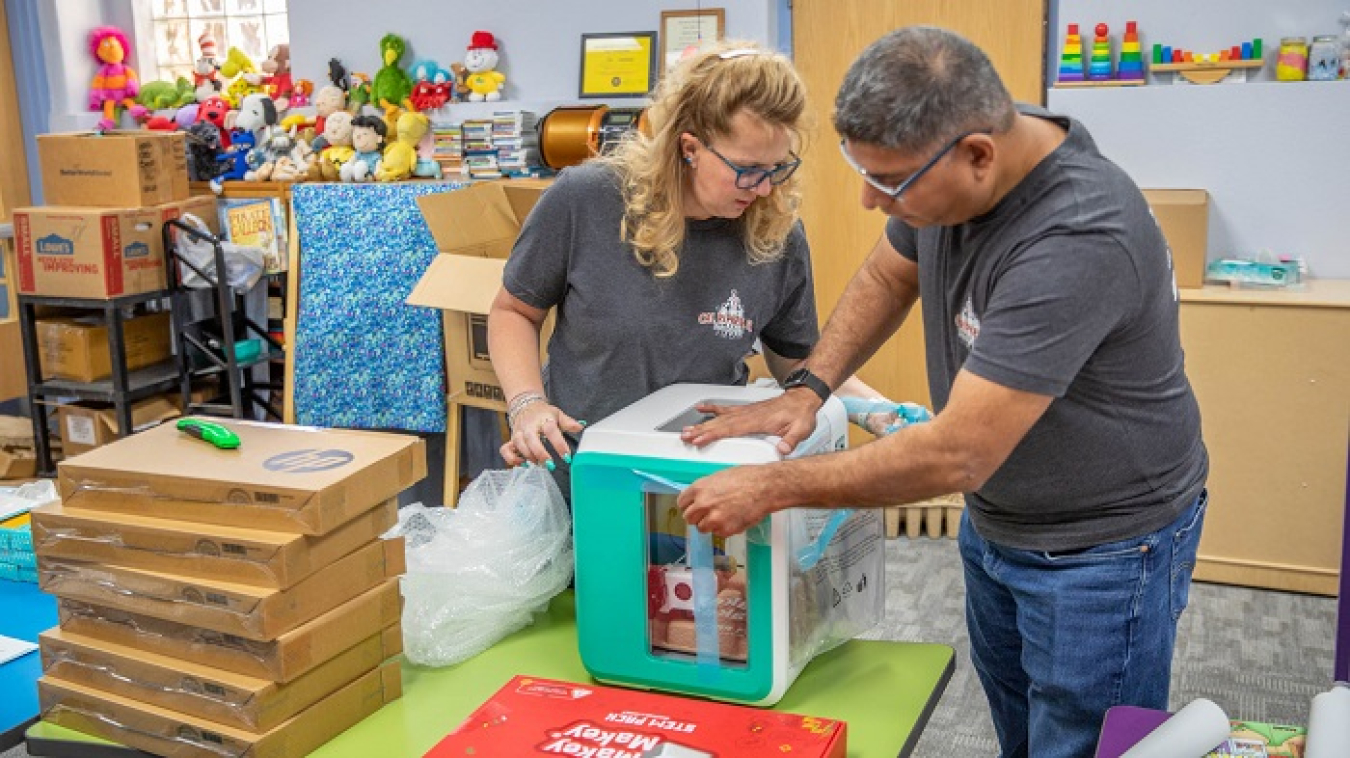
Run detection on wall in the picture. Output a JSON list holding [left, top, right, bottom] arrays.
[[287, 0, 778, 117], [1046, 0, 1350, 279]]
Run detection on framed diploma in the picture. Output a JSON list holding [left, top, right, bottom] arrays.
[[579, 32, 658, 98], [659, 8, 725, 74]]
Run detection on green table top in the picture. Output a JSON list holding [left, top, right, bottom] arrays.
[[28, 593, 955, 758]]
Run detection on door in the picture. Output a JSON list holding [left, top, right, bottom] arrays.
[[792, 0, 1047, 408]]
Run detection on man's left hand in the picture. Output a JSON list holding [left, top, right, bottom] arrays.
[[680, 390, 821, 455], [677, 466, 783, 538]]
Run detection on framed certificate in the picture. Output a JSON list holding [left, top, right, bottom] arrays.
[[660, 8, 725, 74], [579, 32, 658, 98]]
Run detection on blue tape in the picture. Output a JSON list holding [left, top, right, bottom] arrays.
[[796, 509, 853, 570], [633, 470, 722, 680]]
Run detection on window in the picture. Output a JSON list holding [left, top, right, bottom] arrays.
[[146, 0, 289, 83]]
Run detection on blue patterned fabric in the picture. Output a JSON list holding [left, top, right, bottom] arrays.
[[292, 182, 467, 432]]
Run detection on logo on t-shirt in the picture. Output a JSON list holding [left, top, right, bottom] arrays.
[[955, 296, 980, 350], [698, 289, 754, 340]]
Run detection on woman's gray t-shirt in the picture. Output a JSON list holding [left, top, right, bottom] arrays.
[[503, 161, 819, 431]]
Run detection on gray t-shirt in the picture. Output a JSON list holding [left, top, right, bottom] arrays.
[[885, 105, 1207, 551], [504, 161, 819, 431]]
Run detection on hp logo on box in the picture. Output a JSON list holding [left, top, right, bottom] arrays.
[[264, 449, 355, 473]]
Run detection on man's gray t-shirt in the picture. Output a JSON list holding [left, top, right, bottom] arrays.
[[885, 105, 1207, 551], [504, 161, 819, 432]]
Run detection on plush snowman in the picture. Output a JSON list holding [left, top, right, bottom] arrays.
[[463, 31, 506, 102]]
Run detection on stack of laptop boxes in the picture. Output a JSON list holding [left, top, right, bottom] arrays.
[[29, 419, 426, 758]]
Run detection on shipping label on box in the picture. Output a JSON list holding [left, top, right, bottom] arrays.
[[56, 419, 426, 535], [55, 394, 180, 457], [58, 579, 403, 682], [39, 537, 406, 641], [408, 183, 553, 412], [32, 498, 398, 588], [37, 131, 188, 208], [427, 675, 847, 758], [39, 659, 401, 758]]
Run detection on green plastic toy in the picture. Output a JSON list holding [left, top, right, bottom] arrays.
[[176, 418, 241, 450]]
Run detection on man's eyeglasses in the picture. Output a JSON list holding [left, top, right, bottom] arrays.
[[839, 129, 992, 202], [704, 144, 802, 190]]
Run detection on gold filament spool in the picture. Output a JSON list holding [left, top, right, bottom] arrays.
[[538, 105, 607, 170]]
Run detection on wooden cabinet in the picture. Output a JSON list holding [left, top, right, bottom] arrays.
[[1181, 281, 1350, 595]]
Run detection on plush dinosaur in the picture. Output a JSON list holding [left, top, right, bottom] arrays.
[[137, 77, 196, 110]]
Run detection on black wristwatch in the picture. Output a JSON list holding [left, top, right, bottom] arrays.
[[782, 367, 831, 404]]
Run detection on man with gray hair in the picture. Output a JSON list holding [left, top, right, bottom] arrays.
[[677, 26, 1208, 758]]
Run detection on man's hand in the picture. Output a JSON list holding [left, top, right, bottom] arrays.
[[677, 465, 784, 537], [679, 389, 821, 455]]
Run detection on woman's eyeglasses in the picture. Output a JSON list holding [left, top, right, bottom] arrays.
[[704, 144, 802, 190]]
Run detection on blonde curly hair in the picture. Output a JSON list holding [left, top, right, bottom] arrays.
[[596, 41, 809, 278]]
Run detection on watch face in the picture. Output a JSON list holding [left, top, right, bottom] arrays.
[[785, 368, 807, 385]]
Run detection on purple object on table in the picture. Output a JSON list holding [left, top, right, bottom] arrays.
[[1095, 706, 1172, 758]]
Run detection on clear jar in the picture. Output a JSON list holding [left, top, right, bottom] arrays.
[[1309, 35, 1341, 80], [1276, 37, 1308, 81]]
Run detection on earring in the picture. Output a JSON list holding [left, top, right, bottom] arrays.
[[684, 154, 694, 166]]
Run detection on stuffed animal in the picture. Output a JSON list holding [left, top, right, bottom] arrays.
[[318, 111, 356, 181], [184, 121, 230, 182], [233, 93, 286, 181], [413, 118, 443, 179], [347, 72, 374, 112], [449, 62, 470, 101], [328, 57, 352, 92], [340, 114, 386, 182], [197, 96, 231, 148], [260, 44, 294, 110], [211, 129, 257, 191], [373, 33, 414, 120], [193, 31, 222, 102], [375, 111, 428, 182], [290, 79, 313, 108], [311, 85, 347, 145], [137, 77, 196, 111], [408, 59, 450, 111], [463, 31, 505, 102], [220, 46, 265, 107], [88, 26, 147, 130]]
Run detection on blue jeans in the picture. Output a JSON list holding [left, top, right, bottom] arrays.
[[958, 491, 1207, 758]]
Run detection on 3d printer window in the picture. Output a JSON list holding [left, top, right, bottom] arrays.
[[645, 492, 749, 664]]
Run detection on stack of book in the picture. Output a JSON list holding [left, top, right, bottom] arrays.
[[430, 121, 463, 176], [31, 419, 426, 758], [491, 110, 545, 178], [461, 119, 500, 179]]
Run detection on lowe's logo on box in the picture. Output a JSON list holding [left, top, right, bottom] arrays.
[[125, 241, 150, 259], [36, 234, 74, 256]]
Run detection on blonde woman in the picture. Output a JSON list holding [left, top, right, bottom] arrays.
[[489, 41, 877, 482]]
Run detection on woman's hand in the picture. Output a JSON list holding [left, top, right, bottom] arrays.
[[500, 401, 584, 470]]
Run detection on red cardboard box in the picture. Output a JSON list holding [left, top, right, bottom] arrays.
[[425, 675, 846, 758]]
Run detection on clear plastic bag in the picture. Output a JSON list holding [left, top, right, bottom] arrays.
[[175, 213, 266, 292], [389, 467, 574, 667]]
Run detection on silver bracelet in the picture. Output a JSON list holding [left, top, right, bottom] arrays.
[[506, 392, 547, 428]]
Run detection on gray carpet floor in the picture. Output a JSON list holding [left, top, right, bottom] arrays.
[[3, 536, 1338, 758]]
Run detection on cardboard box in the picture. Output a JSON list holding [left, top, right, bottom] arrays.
[[12, 195, 218, 299], [39, 659, 401, 758], [58, 579, 402, 682], [0, 414, 37, 479], [32, 498, 399, 588], [36, 311, 172, 383], [426, 675, 847, 758], [1142, 189, 1210, 289], [37, 131, 189, 208], [0, 319, 25, 402], [57, 419, 426, 535], [40, 537, 405, 641], [408, 183, 554, 412], [55, 395, 180, 456], [40, 625, 397, 732]]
